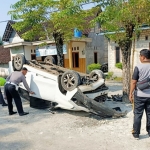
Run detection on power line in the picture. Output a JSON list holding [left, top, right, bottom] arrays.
[[0, 20, 19, 23], [0, 20, 12, 23]]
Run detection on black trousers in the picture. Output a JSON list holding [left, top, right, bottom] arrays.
[[133, 94, 150, 134], [5, 84, 24, 114], [0, 88, 6, 105]]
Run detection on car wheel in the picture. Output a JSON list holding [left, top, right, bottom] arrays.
[[61, 71, 81, 91], [13, 54, 26, 71], [89, 70, 104, 82], [101, 64, 108, 73], [44, 56, 56, 64]]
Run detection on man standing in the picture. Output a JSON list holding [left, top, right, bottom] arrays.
[[129, 49, 150, 139], [0, 87, 8, 106], [5, 67, 34, 116]]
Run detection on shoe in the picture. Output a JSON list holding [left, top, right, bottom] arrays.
[[9, 111, 17, 115], [133, 134, 139, 140], [2, 103, 8, 106], [19, 112, 29, 116]]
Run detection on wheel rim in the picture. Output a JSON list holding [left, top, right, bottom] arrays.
[[92, 74, 99, 81], [14, 56, 22, 68], [63, 73, 75, 89]]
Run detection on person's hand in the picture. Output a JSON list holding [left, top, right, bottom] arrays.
[[129, 93, 134, 103], [30, 91, 35, 94]]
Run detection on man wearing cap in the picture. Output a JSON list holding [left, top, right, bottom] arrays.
[[129, 49, 150, 139], [5, 67, 34, 116]]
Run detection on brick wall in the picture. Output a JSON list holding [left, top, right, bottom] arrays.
[[0, 46, 11, 64]]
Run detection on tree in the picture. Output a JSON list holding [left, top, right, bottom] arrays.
[[0, 36, 3, 45], [94, 0, 150, 101], [9, 0, 98, 66]]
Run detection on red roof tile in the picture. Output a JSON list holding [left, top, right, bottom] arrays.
[[0, 46, 11, 64]]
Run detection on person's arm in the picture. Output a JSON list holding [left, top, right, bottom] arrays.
[[129, 80, 137, 103], [22, 76, 35, 94], [129, 67, 139, 103], [21, 76, 31, 93]]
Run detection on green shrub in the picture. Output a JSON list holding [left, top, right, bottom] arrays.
[[87, 63, 101, 72], [106, 72, 114, 79], [0, 77, 6, 86], [115, 63, 122, 70]]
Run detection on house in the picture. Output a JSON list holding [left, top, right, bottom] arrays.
[[2, 20, 108, 73], [105, 27, 150, 77]]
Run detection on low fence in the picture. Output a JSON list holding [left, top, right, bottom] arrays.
[[0, 68, 9, 78]]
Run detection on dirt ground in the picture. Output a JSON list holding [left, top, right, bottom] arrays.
[[0, 82, 150, 150]]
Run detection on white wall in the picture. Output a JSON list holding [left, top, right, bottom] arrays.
[[10, 46, 24, 60], [9, 31, 24, 43], [108, 29, 150, 77], [24, 46, 36, 60], [132, 30, 150, 68], [10, 45, 37, 61], [108, 41, 122, 77]]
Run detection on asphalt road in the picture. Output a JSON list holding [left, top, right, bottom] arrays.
[[0, 82, 150, 150]]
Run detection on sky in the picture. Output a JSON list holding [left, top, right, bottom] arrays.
[[0, 1, 96, 38]]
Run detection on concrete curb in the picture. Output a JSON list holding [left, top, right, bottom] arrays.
[[105, 80, 123, 83]]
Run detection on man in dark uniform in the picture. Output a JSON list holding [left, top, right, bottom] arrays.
[[129, 49, 150, 139], [5, 67, 34, 116], [0, 87, 8, 106]]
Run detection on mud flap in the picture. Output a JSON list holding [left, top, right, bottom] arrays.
[[74, 88, 127, 118]]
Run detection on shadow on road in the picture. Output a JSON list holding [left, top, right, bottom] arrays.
[[0, 141, 31, 150]]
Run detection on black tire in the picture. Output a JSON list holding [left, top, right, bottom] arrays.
[[61, 71, 81, 91], [44, 56, 56, 64], [89, 70, 105, 82], [101, 64, 108, 73], [13, 54, 26, 71], [18, 88, 30, 101], [74, 72, 82, 85]]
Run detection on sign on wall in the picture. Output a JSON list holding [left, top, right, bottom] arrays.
[[36, 44, 67, 57]]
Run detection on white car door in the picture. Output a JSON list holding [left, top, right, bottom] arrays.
[[29, 74, 57, 102]]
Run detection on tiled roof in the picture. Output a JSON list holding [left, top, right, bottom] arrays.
[[0, 46, 10, 64], [2, 21, 16, 42]]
